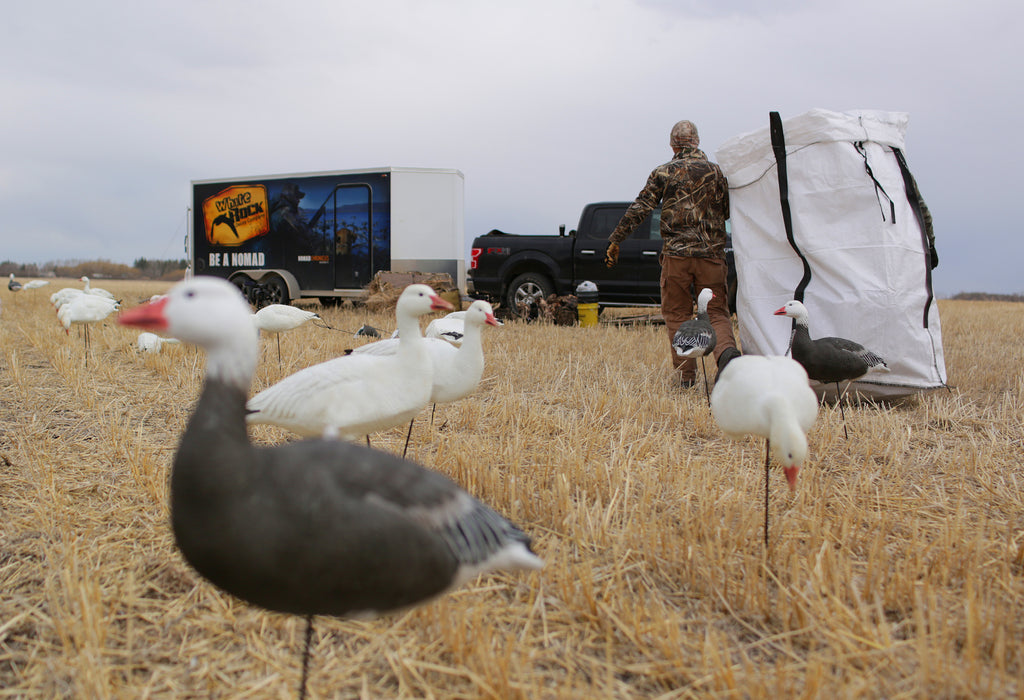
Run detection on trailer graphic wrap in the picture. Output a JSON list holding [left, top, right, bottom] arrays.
[[192, 172, 391, 291], [202, 184, 270, 246], [190, 167, 463, 304]]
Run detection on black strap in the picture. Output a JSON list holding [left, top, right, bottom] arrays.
[[770, 112, 813, 307], [892, 147, 935, 329], [854, 141, 897, 223]]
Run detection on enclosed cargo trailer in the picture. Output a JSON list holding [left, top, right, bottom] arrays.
[[189, 167, 465, 305]]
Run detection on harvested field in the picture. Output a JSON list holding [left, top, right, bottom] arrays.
[[1, 279, 1022, 698]]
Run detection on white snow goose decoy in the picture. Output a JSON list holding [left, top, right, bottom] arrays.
[[80, 276, 116, 300], [246, 284, 452, 445], [353, 299, 500, 441], [57, 293, 119, 362], [51, 287, 84, 309], [117, 276, 542, 699], [774, 300, 888, 439], [425, 309, 467, 344], [671, 287, 716, 404], [136, 331, 180, 353], [252, 303, 327, 368], [711, 354, 818, 548]]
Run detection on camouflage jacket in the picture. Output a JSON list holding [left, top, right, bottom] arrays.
[[609, 147, 730, 259]]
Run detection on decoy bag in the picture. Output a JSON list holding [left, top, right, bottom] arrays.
[[716, 108, 946, 399]]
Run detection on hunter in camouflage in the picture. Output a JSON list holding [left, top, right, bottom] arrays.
[[606, 120, 730, 259], [606, 120, 739, 386]]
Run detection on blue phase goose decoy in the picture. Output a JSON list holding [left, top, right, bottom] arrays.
[[774, 300, 888, 439], [671, 287, 717, 404], [117, 277, 542, 699]]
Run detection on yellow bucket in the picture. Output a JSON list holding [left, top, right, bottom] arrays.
[[578, 302, 599, 327]]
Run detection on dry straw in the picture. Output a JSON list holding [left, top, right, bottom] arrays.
[[1, 280, 1022, 698]]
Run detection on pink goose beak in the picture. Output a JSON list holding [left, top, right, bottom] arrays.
[[783, 465, 799, 492], [430, 294, 455, 312], [118, 297, 170, 330]]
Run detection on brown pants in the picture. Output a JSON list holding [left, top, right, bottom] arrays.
[[660, 255, 737, 379]]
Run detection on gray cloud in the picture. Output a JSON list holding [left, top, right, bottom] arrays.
[[0, 0, 1018, 295]]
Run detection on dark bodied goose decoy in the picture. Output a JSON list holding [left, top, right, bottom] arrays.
[[117, 276, 542, 699], [774, 300, 888, 439], [671, 287, 717, 404]]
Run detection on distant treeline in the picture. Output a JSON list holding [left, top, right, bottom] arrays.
[[950, 292, 1024, 303], [0, 258, 188, 281]]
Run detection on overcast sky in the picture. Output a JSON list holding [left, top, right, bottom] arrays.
[[1, 0, 1018, 296]]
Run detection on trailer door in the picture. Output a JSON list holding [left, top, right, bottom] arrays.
[[306, 183, 374, 290]]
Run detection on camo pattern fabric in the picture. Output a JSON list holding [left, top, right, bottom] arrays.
[[609, 147, 730, 259]]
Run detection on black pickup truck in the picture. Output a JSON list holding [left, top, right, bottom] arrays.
[[467, 201, 736, 316]]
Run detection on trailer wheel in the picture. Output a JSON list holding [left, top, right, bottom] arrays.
[[263, 276, 290, 306], [231, 275, 262, 307], [506, 272, 552, 319], [231, 276, 251, 297]]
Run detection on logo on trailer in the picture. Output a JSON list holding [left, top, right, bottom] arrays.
[[202, 185, 270, 246]]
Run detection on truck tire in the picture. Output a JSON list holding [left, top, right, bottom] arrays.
[[506, 272, 552, 319], [263, 275, 290, 307]]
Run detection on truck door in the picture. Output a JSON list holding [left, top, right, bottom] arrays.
[[574, 204, 661, 304]]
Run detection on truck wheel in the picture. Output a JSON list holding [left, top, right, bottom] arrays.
[[506, 272, 552, 319], [263, 276, 290, 306]]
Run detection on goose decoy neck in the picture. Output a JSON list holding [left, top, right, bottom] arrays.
[[176, 378, 252, 470]]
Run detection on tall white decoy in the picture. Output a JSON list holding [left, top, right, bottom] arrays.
[[710, 354, 818, 548], [671, 287, 716, 404], [252, 303, 325, 367], [117, 276, 541, 699], [23, 279, 50, 290], [774, 300, 888, 439], [80, 276, 116, 300], [57, 294, 120, 360], [51, 287, 84, 309], [246, 284, 452, 443], [353, 300, 500, 442]]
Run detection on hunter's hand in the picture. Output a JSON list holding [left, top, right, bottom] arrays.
[[605, 242, 620, 268]]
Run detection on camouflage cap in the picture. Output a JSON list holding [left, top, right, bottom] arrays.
[[670, 120, 699, 150]]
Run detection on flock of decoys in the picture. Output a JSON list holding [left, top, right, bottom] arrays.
[[15, 276, 124, 360], [7, 273, 890, 697]]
